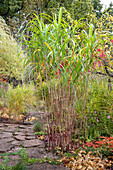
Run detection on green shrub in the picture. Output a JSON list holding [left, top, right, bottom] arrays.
[[6, 84, 36, 119], [85, 75, 113, 137], [0, 16, 25, 80]]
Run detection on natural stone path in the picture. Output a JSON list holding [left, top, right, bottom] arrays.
[[0, 123, 69, 170]]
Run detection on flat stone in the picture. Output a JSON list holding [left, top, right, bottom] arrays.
[[22, 139, 45, 148], [26, 147, 46, 158], [14, 132, 26, 136], [23, 121, 33, 125], [18, 128, 33, 133], [11, 140, 22, 146], [4, 124, 18, 127], [6, 124, 18, 127], [0, 138, 15, 143], [18, 125, 33, 129], [18, 125, 27, 129], [0, 132, 12, 139], [4, 128, 18, 133], [14, 135, 26, 141], [8, 147, 22, 153], [25, 136, 35, 140], [0, 142, 13, 152], [26, 132, 35, 136], [0, 123, 4, 127]]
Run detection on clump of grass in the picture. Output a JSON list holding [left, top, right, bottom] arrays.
[[6, 84, 36, 120], [33, 121, 43, 132], [21, 8, 106, 152]]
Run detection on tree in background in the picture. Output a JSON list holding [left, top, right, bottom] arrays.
[[105, 2, 113, 16], [91, 0, 103, 18], [0, 0, 24, 20], [0, 0, 93, 37], [45, 0, 93, 20], [0, 0, 112, 39]]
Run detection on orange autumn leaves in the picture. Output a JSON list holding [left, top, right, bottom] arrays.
[[0, 78, 7, 83], [85, 136, 113, 149]]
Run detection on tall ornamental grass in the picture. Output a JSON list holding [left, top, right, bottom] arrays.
[[21, 8, 100, 151]]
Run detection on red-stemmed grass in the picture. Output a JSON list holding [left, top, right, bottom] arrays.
[[42, 75, 77, 152]]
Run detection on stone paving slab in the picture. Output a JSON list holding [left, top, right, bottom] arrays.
[[4, 124, 19, 128], [0, 132, 12, 139], [14, 135, 26, 141], [0, 124, 4, 127], [22, 139, 45, 148], [25, 136, 35, 140], [14, 132, 26, 135], [0, 142, 13, 153], [26, 147, 46, 159], [18, 125, 33, 129], [4, 128, 18, 133], [9, 147, 23, 153], [17, 128, 33, 133], [0, 122, 69, 170], [0, 127, 5, 130], [0, 138, 15, 143], [27, 163, 70, 170], [26, 132, 35, 136], [11, 140, 22, 146]]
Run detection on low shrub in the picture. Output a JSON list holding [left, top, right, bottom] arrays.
[[33, 121, 43, 132], [6, 84, 36, 119]]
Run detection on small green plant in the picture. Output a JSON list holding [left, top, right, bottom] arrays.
[[0, 149, 28, 170], [11, 162, 27, 170], [33, 121, 43, 132], [34, 131, 46, 135]]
